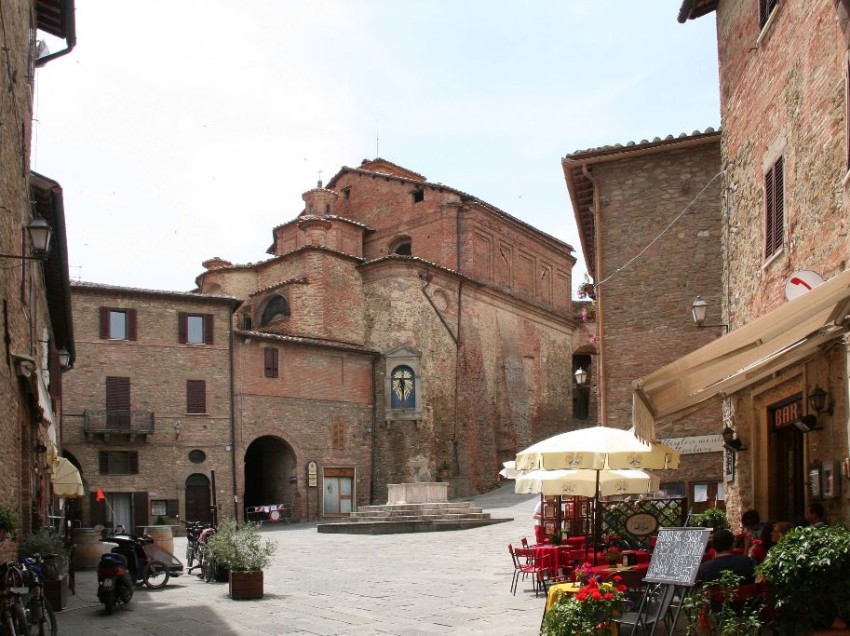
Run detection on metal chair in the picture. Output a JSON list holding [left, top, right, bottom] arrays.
[[611, 581, 680, 635]]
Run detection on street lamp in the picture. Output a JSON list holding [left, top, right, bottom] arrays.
[[0, 218, 53, 260], [574, 367, 588, 386], [691, 295, 728, 331]]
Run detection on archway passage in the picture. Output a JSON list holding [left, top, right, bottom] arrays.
[[185, 473, 211, 523], [243, 435, 296, 515]]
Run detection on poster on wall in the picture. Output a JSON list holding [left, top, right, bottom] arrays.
[[822, 461, 838, 499], [808, 464, 822, 500], [724, 449, 735, 482]]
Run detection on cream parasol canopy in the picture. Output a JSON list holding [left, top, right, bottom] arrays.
[[50, 457, 84, 499], [498, 461, 520, 480], [514, 468, 660, 498], [514, 423, 680, 472]]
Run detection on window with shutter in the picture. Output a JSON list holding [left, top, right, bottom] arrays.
[[264, 347, 279, 378], [764, 156, 785, 260], [105, 377, 131, 428], [181, 313, 213, 345], [99, 307, 137, 341], [166, 499, 179, 517], [99, 450, 138, 475], [187, 380, 206, 414]]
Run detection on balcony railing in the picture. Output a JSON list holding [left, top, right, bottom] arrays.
[[83, 410, 155, 437]]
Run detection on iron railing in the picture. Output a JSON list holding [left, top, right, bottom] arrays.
[[83, 409, 155, 434]]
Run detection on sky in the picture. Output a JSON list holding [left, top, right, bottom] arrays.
[[32, 1, 720, 296]]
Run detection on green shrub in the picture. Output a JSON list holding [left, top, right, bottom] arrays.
[[206, 518, 276, 572], [18, 530, 69, 580], [689, 508, 729, 531], [0, 505, 17, 533], [759, 525, 850, 633]]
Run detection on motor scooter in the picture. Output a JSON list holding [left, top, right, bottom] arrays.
[[96, 551, 133, 614], [106, 534, 177, 589]]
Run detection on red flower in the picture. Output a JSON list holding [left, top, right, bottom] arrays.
[[591, 590, 603, 600], [576, 591, 588, 601], [613, 575, 623, 583]]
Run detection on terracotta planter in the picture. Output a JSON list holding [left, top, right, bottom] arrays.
[[228, 570, 263, 600], [44, 574, 69, 610]]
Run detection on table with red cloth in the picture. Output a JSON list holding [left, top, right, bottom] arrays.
[[534, 544, 585, 577], [587, 562, 649, 578]]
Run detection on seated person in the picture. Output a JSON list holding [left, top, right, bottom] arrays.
[[697, 529, 755, 585], [748, 521, 774, 565]]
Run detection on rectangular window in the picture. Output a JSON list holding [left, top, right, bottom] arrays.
[[99, 307, 137, 341], [105, 376, 131, 428], [332, 423, 346, 450], [187, 380, 206, 414], [151, 500, 167, 517], [264, 347, 279, 378], [764, 156, 784, 259], [178, 312, 213, 345], [98, 450, 139, 475], [759, 0, 779, 28]]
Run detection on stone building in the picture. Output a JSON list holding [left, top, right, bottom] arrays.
[[61, 283, 238, 530], [0, 0, 77, 557], [563, 130, 725, 511], [633, 1, 850, 526], [66, 158, 580, 523]]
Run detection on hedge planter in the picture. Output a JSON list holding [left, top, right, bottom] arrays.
[[44, 574, 69, 610], [229, 570, 263, 600]]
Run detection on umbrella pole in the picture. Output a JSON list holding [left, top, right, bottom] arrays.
[[593, 470, 601, 566]]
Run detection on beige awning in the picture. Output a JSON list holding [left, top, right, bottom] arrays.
[[50, 457, 84, 499], [633, 268, 850, 439]]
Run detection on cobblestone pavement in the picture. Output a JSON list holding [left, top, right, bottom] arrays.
[[55, 484, 556, 636]]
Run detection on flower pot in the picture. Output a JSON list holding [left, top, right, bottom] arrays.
[[229, 570, 263, 600], [44, 574, 69, 610]]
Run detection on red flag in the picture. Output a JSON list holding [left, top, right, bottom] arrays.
[[96, 488, 106, 502]]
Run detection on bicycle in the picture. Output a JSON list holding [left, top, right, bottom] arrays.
[[183, 521, 213, 571], [0, 561, 30, 636], [20, 554, 57, 636]]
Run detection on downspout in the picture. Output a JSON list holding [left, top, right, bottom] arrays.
[[35, 1, 76, 67], [369, 356, 378, 505], [229, 324, 238, 519], [582, 164, 607, 425], [453, 203, 464, 474]]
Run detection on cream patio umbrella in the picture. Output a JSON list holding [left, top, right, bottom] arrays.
[[50, 457, 84, 499], [514, 468, 660, 498], [499, 461, 520, 480], [514, 423, 680, 472]]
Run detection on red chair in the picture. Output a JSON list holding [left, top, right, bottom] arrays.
[[513, 547, 551, 596]]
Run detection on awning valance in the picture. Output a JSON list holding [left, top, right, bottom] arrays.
[[633, 268, 850, 439], [50, 457, 84, 499]]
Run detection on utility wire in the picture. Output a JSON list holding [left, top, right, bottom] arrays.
[[595, 170, 722, 288]]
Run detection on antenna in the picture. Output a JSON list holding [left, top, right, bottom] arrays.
[[376, 119, 380, 157]]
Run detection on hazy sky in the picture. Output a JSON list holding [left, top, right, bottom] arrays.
[[32, 1, 720, 295]]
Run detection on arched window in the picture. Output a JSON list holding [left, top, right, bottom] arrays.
[[260, 295, 290, 326], [390, 236, 412, 256], [390, 365, 416, 409]]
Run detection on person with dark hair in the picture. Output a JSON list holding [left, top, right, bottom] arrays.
[[739, 508, 764, 556], [748, 521, 774, 565], [697, 529, 755, 584], [805, 502, 827, 527]]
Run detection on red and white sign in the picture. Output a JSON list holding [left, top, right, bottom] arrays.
[[785, 271, 824, 300]]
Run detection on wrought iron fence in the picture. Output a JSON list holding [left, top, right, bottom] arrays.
[[83, 409, 155, 434]]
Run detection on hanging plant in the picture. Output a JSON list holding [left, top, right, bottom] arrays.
[[581, 302, 597, 323], [577, 280, 596, 300]]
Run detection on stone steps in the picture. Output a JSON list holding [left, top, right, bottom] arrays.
[[316, 500, 511, 534]]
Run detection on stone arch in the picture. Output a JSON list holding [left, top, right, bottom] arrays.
[[243, 435, 297, 515], [389, 235, 412, 256], [258, 294, 291, 327]]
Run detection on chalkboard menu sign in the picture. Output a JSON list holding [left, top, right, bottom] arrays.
[[644, 527, 711, 586]]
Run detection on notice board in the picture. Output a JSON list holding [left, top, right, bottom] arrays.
[[644, 527, 711, 586]]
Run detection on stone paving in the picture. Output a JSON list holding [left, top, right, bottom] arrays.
[[55, 484, 554, 635]]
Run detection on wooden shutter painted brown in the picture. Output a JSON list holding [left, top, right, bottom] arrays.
[[99, 450, 109, 474], [90, 492, 107, 527], [773, 157, 784, 253], [178, 312, 188, 344], [165, 499, 179, 517], [187, 380, 206, 413], [106, 377, 131, 428], [129, 451, 139, 475], [133, 491, 148, 527], [99, 306, 110, 339], [127, 308, 137, 341], [204, 314, 214, 345], [264, 347, 278, 378]]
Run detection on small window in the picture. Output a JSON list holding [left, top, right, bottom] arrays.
[[99, 307, 137, 341], [342, 187, 351, 200], [98, 450, 139, 475], [759, 0, 779, 29], [260, 295, 290, 326], [188, 449, 206, 464], [332, 422, 345, 450], [412, 188, 424, 203], [242, 314, 252, 330], [187, 380, 206, 414], [264, 347, 279, 378], [660, 482, 686, 498], [151, 500, 168, 517], [390, 365, 416, 409], [179, 313, 213, 345], [764, 156, 785, 259], [393, 241, 412, 256]]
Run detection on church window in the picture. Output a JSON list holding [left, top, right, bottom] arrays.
[[393, 241, 412, 256], [412, 188, 424, 203]]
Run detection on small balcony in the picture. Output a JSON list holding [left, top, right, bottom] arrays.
[[83, 409, 155, 442]]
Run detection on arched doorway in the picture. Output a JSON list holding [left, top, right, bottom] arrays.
[[243, 436, 296, 516], [185, 473, 211, 523]]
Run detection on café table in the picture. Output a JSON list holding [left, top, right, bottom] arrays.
[[543, 580, 618, 636], [534, 544, 583, 577]]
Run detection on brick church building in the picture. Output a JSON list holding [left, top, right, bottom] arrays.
[[63, 158, 584, 526]]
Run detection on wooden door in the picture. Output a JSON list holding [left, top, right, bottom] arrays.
[[185, 474, 211, 522]]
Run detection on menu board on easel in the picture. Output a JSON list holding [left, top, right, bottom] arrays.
[[644, 527, 711, 586]]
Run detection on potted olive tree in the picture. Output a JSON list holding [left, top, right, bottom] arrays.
[[206, 518, 276, 600], [19, 530, 71, 610]]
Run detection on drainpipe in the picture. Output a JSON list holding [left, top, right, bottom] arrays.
[[453, 203, 464, 474], [582, 164, 607, 425], [35, 1, 76, 67], [229, 326, 238, 519], [369, 356, 378, 505]]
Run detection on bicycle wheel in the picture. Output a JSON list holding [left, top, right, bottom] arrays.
[[143, 561, 170, 589], [186, 543, 194, 569], [28, 598, 55, 636], [202, 556, 215, 583], [11, 602, 27, 636]]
